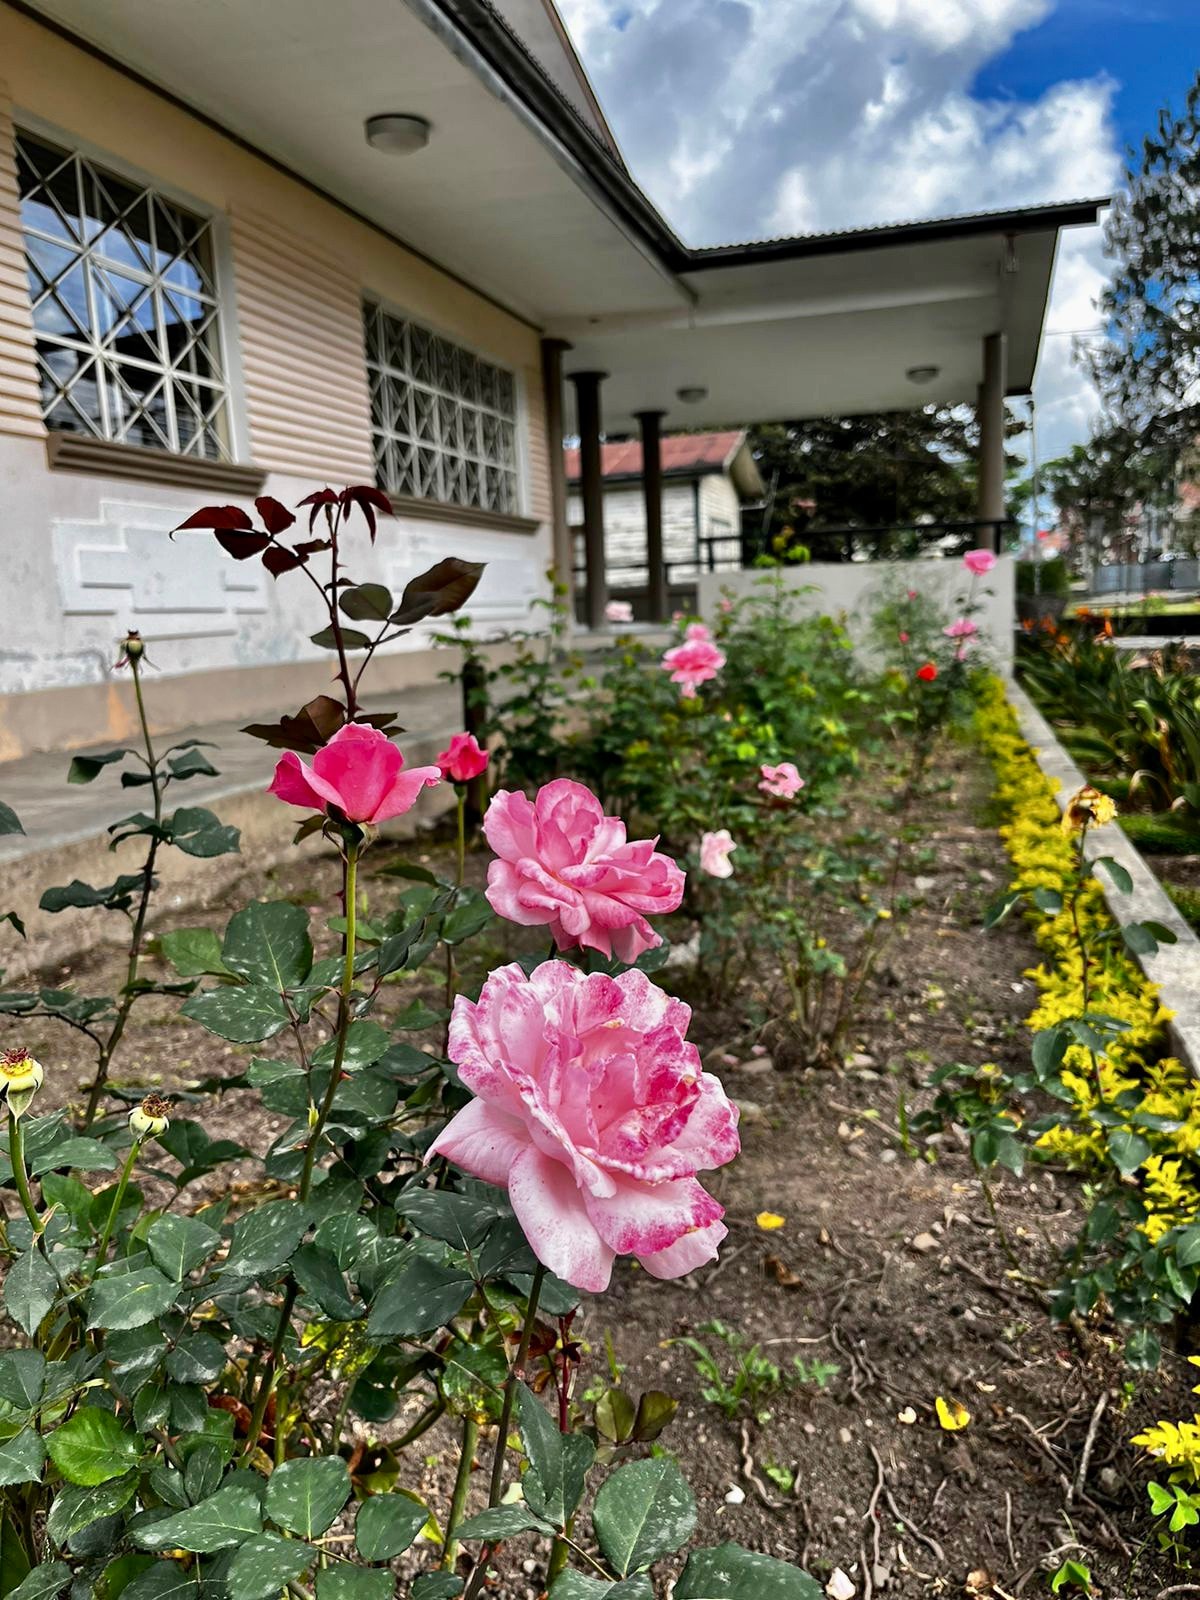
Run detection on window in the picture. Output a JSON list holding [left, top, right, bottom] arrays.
[[364, 301, 519, 515], [16, 129, 232, 459]]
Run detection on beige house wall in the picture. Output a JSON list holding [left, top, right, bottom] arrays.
[[0, 7, 555, 759]]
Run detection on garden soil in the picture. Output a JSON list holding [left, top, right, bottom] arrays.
[[4, 743, 1193, 1599]]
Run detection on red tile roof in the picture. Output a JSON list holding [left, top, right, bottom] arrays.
[[564, 429, 744, 482]]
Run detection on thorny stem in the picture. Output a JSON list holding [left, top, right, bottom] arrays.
[[462, 1264, 546, 1600], [89, 1139, 141, 1279], [443, 1414, 480, 1573], [84, 653, 164, 1127], [7, 1110, 43, 1238], [243, 839, 360, 1461]]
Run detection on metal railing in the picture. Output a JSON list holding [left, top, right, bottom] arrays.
[[1091, 558, 1200, 596]]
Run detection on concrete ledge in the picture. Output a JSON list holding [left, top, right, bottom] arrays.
[[1006, 678, 1200, 1074]]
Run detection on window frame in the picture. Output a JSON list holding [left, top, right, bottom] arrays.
[[13, 113, 249, 465], [363, 297, 528, 520]]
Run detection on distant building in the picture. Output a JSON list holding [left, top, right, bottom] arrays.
[[564, 431, 764, 598]]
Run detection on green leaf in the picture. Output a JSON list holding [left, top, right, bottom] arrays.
[[312, 1020, 389, 1072], [455, 1505, 552, 1541], [311, 626, 371, 651], [549, 1578, 653, 1600], [441, 889, 494, 946], [354, 1493, 430, 1561], [4, 1248, 58, 1338], [264, 1455, 350, 1538], [226, 1532, 315, 1600], [133, 1484, 263, 1553], [147, 1214, 221, 1280], [181, 985, 289, 1044], [1125, 1327, 1161, 1370], [1094, 856, 1133, 895], [517, 1385, 594, 1531], [291, 1245, 358, 1320], [0, 1349, 46, 1411], [3, 1560, 72, 1600], [156, 928, 231, 979], [408, 1578, 463, 1600], [46, 1407, 141, 1486], [165, 1332, 226, 1385], [46, 1472, 138, 1544], [169, 807, 240, 859], [39, 875, 144, 914], [1031, 1027, 1068, 1077], [67, 750, 128, 785], [367, 1254, 472, 1338], [120, 1561, 209, 1600], [222, 1200, 308, 1279], [592, 1457, 696, 1576], [398, 1188, 510, 1250], [0, 1430, 44, 1488], [1107, 1127, 1152, 1178], [88, 1267, 176, 1330], [0, 801, 24, 835], [222, 902, 313, 991], [673, 1544, 823, 1599], [314, 1567, 393, 1600], [167, 748, 219, 781], [1177, 1225, 1200, 1268], [339, 583, 394, 621]]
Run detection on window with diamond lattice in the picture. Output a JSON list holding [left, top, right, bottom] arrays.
[[16, 130, 232, 459], [364, 303, 519, 515]]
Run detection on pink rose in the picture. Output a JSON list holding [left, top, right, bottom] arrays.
[[906, 589, 918, 601], [268, 724, 441, 823], [699, 829, 736, 878], [605, 600, 634, 624], [662, 637, 726, 698], [963, 549, 996, 576], [943, 618, 977, 640], [436, 731, 490, 783], [898, 631, 909, 644], [719, 598, 734, 613], [428, 962, 739, 1291], [759, 762, 805, 799], [483, 780, 685, 962], [684, 621, 711, 641]]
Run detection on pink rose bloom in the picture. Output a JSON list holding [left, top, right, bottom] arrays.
[[483, 780, 685, 962], [955, 644, 969, 662], [963, 549, 997, 576], [428, 962, 740, 1291], [759, 762, 805, 799], [906, 589, 918, 600], [662, 637, 726, 699], [437, 731, 490, 783], [719, 598, 734, 613], [898, 631, 909, 644], [684, 621, 711, 641], [268, 724, 441, 823], [605, 600, 634, 624], [699, 829, 736, 878], [943, 618, 978, 639]]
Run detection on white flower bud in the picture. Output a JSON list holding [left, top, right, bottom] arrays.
[[129, 1095, 170, 1141]]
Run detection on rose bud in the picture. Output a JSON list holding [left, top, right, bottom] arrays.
[[129, 1094, 171, 1141]]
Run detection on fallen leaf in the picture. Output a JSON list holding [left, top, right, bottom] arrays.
[[756, 1211, 787, 1231], [935, 1395, 971, 1431], [764, 1254, 802, 1287], [965, 1567, 995, 1596]]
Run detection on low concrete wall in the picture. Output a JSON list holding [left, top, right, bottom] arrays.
[[1007, 680, 1200, 1075], [697, 555, 1015, 673]]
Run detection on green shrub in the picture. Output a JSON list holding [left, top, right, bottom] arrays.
[[1016, 555, 1069, 597]]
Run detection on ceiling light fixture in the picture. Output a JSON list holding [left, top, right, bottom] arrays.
[[905, 364, 940, 385], [676, 385, 708, 403], [365, 114, 432, 155]]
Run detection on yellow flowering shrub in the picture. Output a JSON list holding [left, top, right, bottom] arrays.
[[1132, 1358, 1200, 1484]]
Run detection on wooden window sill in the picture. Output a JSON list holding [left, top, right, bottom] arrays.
[[385, 493, 541, 536], [46, 433, 267, 494]]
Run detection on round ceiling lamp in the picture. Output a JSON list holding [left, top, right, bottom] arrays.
[[365, 114, 432, 155], [676, 385, 708, 404], [905, 364, 940, 385]]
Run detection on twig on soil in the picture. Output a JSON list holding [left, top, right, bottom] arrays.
[[1004, 1489, 1017, 1571], [702, 1240, 755, 1286], [1068, 1391, 1108, 1505], [1156, 1587, 1200, 1598], [737, 1423, 784, 1512], [868, 1442, 946, 1566]]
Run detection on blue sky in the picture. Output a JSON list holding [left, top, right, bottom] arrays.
[[558, 0, 1198, 464]]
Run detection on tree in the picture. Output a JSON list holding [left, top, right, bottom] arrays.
[[1037, 426, 1177, 573], [1092, 72, 1200, 454], [747, 406, 1017, 561]]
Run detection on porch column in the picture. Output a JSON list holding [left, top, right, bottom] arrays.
[[976, 331, 1007, 549], [540, 338, 573, 609], [570, 369, 608, 630], [635, 409, 668, 621]]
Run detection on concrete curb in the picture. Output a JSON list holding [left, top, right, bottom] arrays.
[[1006, 678, 1200, 1075]]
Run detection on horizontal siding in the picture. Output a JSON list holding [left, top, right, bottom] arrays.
[[523, 361, 553, 524], [230, 206, 375, 483], [0, 84, 46, 440]]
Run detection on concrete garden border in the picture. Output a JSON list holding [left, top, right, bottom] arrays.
[[1006, 678, 1200, 1075]]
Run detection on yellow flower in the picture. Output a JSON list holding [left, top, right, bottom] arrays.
[[129, 1094, 171, 1141], [0, 1049, 44, 1098], [1061, 784, 1117, 834], [756, 1212, 786, 1231], [935, 1395, 970, 1431]]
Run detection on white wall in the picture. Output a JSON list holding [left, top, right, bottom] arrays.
[[0, 433, 550, 699], [567, 471, 746, 586], [698, 554, 1015, 672]]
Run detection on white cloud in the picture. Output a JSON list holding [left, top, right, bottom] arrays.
[[558, 0, 1123, 458]]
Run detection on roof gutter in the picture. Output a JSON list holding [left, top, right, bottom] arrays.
[[405, 0, 696, 305]]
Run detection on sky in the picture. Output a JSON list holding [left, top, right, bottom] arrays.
[[557, 0, 1200, 469]]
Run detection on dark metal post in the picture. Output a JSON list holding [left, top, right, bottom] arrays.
[[635, 409, 668, 620], [569, 370, 609, 631]]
